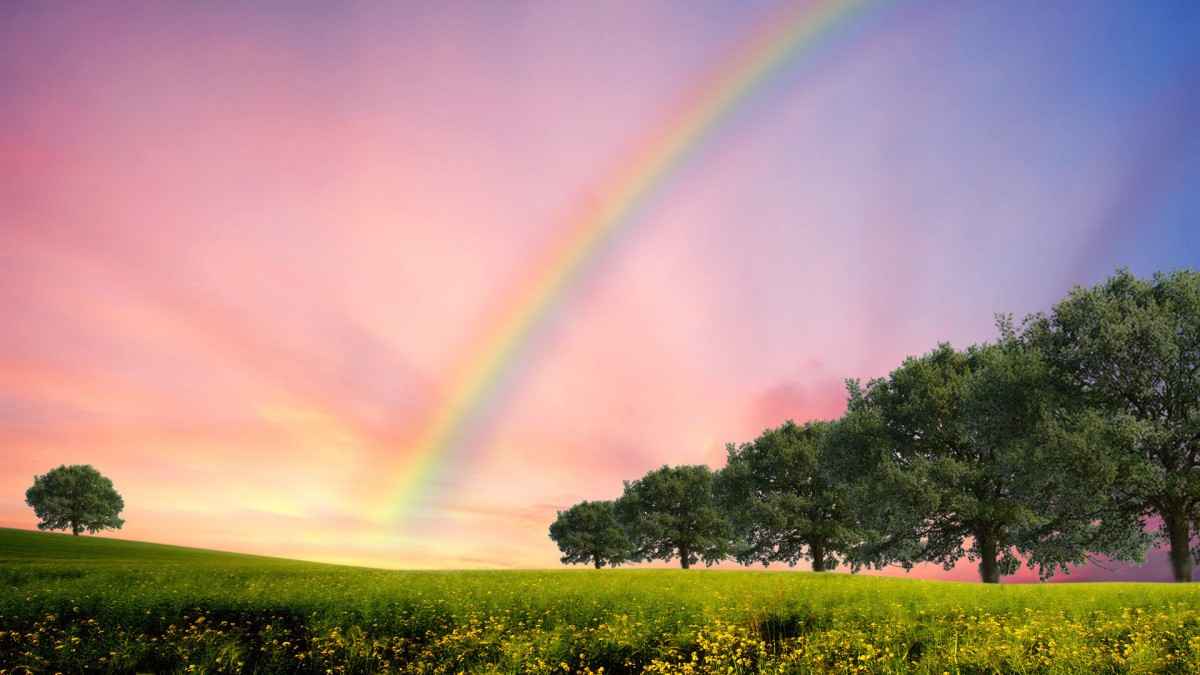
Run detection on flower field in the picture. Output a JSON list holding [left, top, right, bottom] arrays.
[[3, 528, 1200, 673]]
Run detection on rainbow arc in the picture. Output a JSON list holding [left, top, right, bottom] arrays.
[[383, 0, 888, 522]]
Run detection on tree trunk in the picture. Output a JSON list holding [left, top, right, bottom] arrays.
[[593, 557, 603, 570], [1164, 510, 1193, 583], [977, 530, 1000, 584], [71, 520, 81, 536], [679, 544, 691, 569], [810, 540, 827, 572]]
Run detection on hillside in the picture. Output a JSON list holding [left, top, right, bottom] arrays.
[[4, 527, 1200, 673], [0, 526, 315, 565]]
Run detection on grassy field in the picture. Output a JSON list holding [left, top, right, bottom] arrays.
[[3, 529, 1200, 673]]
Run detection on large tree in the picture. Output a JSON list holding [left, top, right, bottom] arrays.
[[846, 333, 1143, 582], [548, 500, 631, 568], [617, 465, 730, 569], [25, 465, 125, 536], [1027, 269, 1200, 582], [716, 420, 858, 571]]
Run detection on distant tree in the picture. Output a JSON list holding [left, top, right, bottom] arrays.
[[846, 332, 1144, 583], [1026, 269, 1200, 582], [25, 465, 125, 536], [716, 420, 859, 571], [548, 500, 631, 568], [617, 465, 730, 569]]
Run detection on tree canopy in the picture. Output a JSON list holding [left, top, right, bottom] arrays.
[[548, 500, 631, 568], [549, 268, 1199, 582], [1027, 268, 1200, 582], [617, 465, 730, 569], [846, 335, 1142, 582], [717, 420, 857, 571], [25, 465, 125, 536]]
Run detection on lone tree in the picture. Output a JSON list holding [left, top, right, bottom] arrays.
[[847, 334, 1143, 583], [717, 420, 858, 571], [548, 500, 631, 568], [25, 465, 125, 536], [617, 465, 730, 569], [1027, 269, 1200, 582]]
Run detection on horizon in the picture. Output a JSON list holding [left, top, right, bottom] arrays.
[[0, 526, 1182, 584], [4, 1, 1200, 579]]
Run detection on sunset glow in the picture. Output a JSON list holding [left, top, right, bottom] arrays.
[[3, 1, 1199, 578]]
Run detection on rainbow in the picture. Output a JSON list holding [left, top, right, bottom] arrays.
[[385, 0, 887, 521]]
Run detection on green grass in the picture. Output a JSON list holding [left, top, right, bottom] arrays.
[[3, 528, 1200, 673], [0, 527, 293, 564]]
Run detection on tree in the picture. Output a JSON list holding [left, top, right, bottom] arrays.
[[25, 465, 125, 536], [846, 333, 1143, 582], [548, 500, 631, 568], [1027, 269, 1200, 582], [716, 420, 858, 571], [617, 465, 730, 568]]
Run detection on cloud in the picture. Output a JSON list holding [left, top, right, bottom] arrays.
[[747, 377, 848, 431]]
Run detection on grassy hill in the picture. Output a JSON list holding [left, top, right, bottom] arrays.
[[3, 528, 1200, 673], [0, 526, 308, 564]]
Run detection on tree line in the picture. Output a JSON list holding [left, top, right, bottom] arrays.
[[549, 269, 1200, 583]]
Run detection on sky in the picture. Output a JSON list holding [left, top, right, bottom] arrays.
[[3, 1, 1200, 580]]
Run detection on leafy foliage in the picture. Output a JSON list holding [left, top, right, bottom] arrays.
[[1027, 268, 1200, 581], [844, 334, 1143, 582], [617, 465, 730, 568], [716, 420, 858, 571], [548, 269, 1196, 583], [24, 464, 124, 536], [547, 500, 631, 568]]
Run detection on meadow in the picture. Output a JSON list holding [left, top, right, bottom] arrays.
[[3, 529, 1200, 673]]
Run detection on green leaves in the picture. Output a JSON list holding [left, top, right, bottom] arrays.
[[548, 500, 631, 568], [844, 334, 1143, 582], [1029, 268, 1200, 580], [717, 420, 856, 570], [25, 465, 125, 536], [616, 465, 730, 568], [548, 268, 1198, 582]]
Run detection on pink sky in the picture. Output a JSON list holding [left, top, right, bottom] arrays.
[[3, 2, 1199, 579]]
